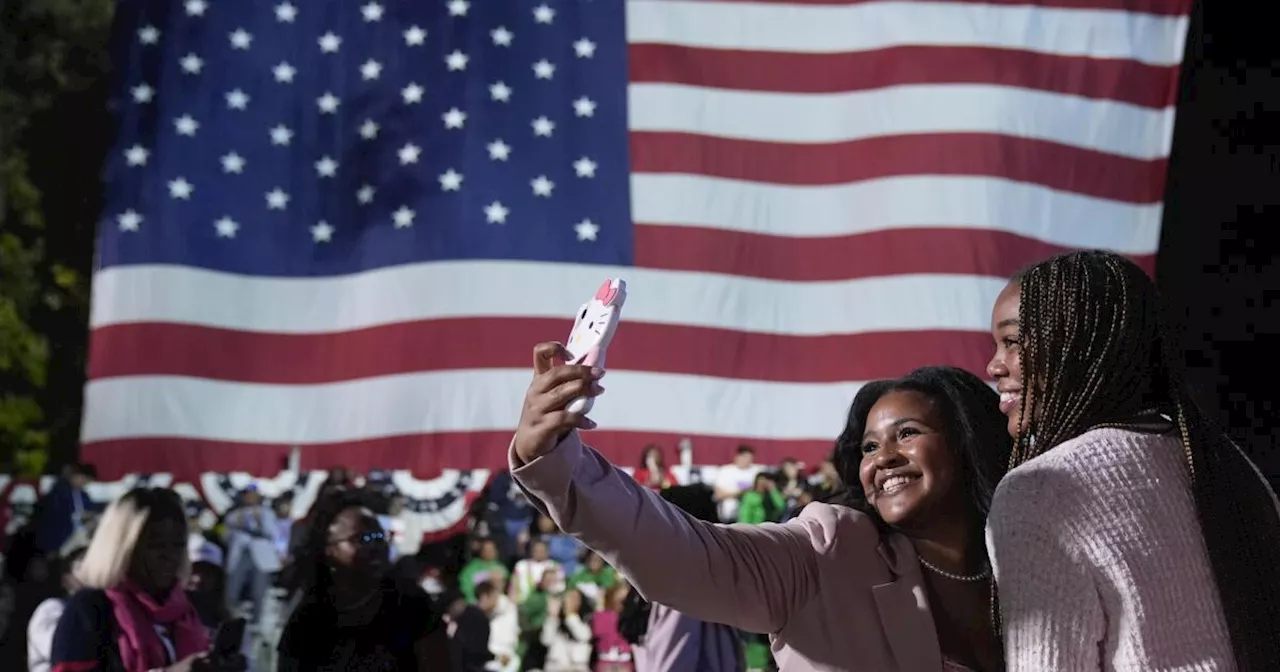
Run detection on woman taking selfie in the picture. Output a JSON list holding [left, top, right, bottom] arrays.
[[510, 361, 1010, 671], [986, 250, 1280, 670]]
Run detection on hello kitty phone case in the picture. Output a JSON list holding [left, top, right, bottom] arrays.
[[565, 277, 627, 415]]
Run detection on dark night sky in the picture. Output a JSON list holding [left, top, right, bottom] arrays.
[[1159, 1, 1279, 482]]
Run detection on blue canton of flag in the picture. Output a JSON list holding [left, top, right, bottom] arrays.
[[101, 0, 632, 276]]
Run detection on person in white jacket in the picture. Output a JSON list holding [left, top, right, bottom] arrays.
[[541, 589, 593, 672], [27, 548, 85, 672], [479, 581, 520, 672]]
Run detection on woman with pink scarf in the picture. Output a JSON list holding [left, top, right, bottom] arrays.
[[49, 487, 245, 672]]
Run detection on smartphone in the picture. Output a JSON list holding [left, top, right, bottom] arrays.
[[564, 277, 627, 416], [212, 617, 246, 656]]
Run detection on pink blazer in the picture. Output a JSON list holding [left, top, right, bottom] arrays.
[[511, 431, 945, 672]]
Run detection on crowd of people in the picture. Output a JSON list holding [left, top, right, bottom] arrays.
[[1, 250, 1277, 672], [0, 439, 829, 671]]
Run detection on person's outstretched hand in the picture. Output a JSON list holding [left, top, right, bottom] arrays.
[[513, 342, 605, 464]]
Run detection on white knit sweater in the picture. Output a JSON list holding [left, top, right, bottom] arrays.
[[987, 427, 1235, 671]]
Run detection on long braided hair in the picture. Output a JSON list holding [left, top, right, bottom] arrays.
[[1008, 250, 1280, 670]]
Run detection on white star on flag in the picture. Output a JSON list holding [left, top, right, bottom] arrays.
[[266, 188, 290, 210], [361, 2, 384, 21], [361, 59, 382, 80], [319, 33, 342, 53], [531, 176, 555, 197], [138, 26, 160, 45], [392, 206, 415, 228], [131, 84, 154, 103], [573, 157, 597, 178], [399, 144, 421, 165], [439, 170, 463, 191], [229, 29, 253, 50], [221, 153, 246, 174], [404, 26, 426, 46], [448, 0, 469, 17], [487, 140, 511, 161], [273, 62, 297, 83], [214, 216, 240, 238], [360, 120, 380, 140], [226, 90, 250, 110], [402, 84, 425, 104], [180, 54, 203, 74], [489, 82, 512, 102], [533, 4, 555, 23], [484, 202, 510, 224], [491, 27, 513, 46], [311, 221, 335, 242], [270, 125, 293, 146], [185, 0, 207, 17], [117, 210, 143, 231], [574, 38, 596, 58], [533, 60, 555, 79], [317, 93, 340, 113], [275, 2, 298, 22], [168, 178, 194, 199], [442, 108, 466, 129], [175, 115, 199, 136], [446, 51, 468, 71], [125, 145, 149, 166], [357, 185, 375, 204], [315, 157, 338, 178], [573, 97, 596, 117], [532, 117, 555, 137], [575, 219, 599, 241]]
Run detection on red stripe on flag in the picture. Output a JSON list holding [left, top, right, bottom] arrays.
[[677, 0, 1192, 15], [88, 319, 995, 384], [81, 431, 837, 481], [634, 225, 1157, 282], [631, 132, 1169, 203], [629, 44, 1179, 109]]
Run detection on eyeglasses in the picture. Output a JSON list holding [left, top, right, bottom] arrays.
[[329, 531, 388, 546]]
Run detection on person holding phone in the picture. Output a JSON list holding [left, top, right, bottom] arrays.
[[49, 487, 247, 672], [510, 345, 1010, 671]]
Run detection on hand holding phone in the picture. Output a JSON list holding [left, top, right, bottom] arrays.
[[211, 617, 246, 657], [563, 278, 626, 416]]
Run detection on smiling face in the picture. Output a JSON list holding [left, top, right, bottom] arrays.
[[987, 281, 1033, 439], [856, 390, 965, 530]]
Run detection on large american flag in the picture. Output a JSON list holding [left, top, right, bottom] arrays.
[[84, 0, 1194, 480]]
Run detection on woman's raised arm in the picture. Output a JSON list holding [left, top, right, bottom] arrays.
[[511, 430, 875, 633]]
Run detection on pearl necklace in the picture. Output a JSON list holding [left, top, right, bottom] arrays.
[[918, 557, 991, 582]]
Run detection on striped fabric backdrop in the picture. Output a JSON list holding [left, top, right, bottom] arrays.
[[83, 0, 1194, 479]]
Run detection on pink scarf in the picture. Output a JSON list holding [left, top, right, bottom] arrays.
[[106, 581, 210, 671]]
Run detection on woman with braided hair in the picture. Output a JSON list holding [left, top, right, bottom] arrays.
[[986, 249, 1280, 671]]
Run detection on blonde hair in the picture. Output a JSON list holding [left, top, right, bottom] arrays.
[[76, 487, 189, 590]]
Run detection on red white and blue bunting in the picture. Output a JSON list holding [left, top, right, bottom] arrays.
[[0, 468, 491, 542]]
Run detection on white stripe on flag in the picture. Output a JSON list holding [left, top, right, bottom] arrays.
[[629, 83, 1177, 159], [90, 262, 1007, 336], [626, 0, 1190, 66], [81, 370, 867, 444], [631, 174, 1163, 252]]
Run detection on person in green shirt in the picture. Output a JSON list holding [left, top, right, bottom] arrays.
[[736, 473, 786, 524], [458, 538, 510, 603], [567, 551, 616, 607]]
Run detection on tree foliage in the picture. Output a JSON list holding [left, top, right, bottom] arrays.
[[1, 0, 114, 475]]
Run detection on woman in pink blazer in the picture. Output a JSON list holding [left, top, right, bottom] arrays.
[[511, 348, 1010, 672]]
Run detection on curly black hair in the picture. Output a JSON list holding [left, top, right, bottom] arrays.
[[832, 366, 1011, 524]]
